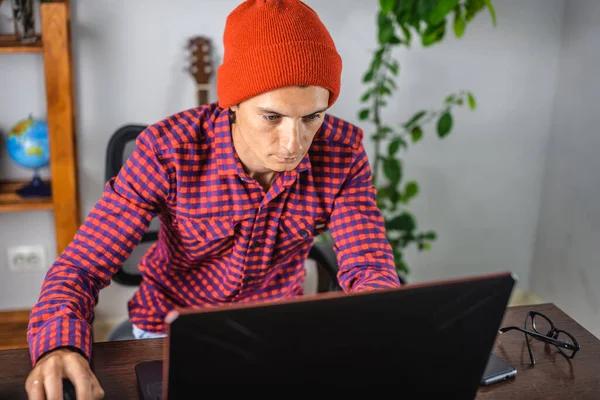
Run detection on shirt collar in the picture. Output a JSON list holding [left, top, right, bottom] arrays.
[[214, 108, 242, 177]]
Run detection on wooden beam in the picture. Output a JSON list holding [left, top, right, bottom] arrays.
[[40, 2, 81, 256]]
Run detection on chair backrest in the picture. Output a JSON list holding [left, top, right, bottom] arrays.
[[104, 124, 342, 292], [105, 124, 157, 286]]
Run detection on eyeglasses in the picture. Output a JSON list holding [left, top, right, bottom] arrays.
[[498, 311, 580, 365]]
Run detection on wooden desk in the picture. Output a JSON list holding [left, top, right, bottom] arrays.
[[477, 303, 600, 399], [0, 303, 598, 398]]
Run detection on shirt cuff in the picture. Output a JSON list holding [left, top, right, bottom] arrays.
[[351, 274, 401, 292], [29, 317, 92, 367]]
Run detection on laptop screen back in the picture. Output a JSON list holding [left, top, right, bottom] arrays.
[[163, 272, 514, 395]]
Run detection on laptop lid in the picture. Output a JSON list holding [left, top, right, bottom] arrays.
[[156, 271, 515, 395]]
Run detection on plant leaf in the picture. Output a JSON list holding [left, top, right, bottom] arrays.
[[403, 110, 426, 128], [389, 35, 403, 45], [377, 186, 393, 201], [484, 0, 497, 26], [428, 0, 458, 26], [378, 85, 393, 96], [359, 108, 370, 120], [404, 181, 419, 200], [424, 231, 437, 240], [371, 47, 385, 72], [422, 21, 446, 47], [388, 137, 407, 156], [386, 212, 416, 232], [383, 158, 402, 186], [378, 12, 395, 44], [386, 60, 400, 75], [467, 92, 477, 110], [376, 126, 394, 141], [362, 70, 374, 83], [360, 88, 374, 102], [417, 0, 438, 22], [396, 258, 409, 275], [465, 0, 486, 21], [453, 7, 466, 37], [399, 23, 412, 45], [410, 126, 423, 143], [419, 242, 432, 251], [437, 111, 453, 137], [379, 0, 396, 14]]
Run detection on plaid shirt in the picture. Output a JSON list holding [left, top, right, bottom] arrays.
[[27, 104, 400, 365]]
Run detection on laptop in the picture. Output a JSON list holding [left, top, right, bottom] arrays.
[[136, 271, 516, 397]]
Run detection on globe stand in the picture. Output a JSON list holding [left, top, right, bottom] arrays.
[[16, 169, 51, 198]]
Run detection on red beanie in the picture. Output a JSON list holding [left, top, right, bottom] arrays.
[[216, 0, 343, 109]]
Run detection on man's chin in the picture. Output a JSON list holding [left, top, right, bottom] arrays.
[[268, 158, 301, 171], [270, 164, 297, 172]]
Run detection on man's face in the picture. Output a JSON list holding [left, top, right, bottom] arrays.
[[230, 85, 330, 175]]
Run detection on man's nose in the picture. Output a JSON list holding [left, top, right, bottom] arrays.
[[281, 124, 302, 155]]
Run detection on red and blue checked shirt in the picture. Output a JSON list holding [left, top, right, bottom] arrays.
[[27, 103, 401, 366]]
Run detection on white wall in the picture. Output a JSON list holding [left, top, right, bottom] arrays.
[[530, 0, 600, 338], [0, 1, 565, 324]]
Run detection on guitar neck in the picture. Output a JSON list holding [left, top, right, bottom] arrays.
[[196, 84, 210, 106]]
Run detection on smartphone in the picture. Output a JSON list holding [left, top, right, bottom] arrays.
[[480, 353, 517, 386]]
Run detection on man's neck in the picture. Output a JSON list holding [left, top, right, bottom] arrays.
[[230, 121, 278, 191]]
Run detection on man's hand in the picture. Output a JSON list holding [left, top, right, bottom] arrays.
[[25, 348, 104, 400]]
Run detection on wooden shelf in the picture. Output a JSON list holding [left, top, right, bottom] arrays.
[[0, 180, 53, 213], [0, 35, 43, 53]]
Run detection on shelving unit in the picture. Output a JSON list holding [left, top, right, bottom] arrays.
[[0, 35, 43, 53], [0, 180, 53, 212], [1, 0, 80, 256]]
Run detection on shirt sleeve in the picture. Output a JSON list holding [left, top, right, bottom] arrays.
[[27, 127, 169, 366], [328, 141, 401, 293]]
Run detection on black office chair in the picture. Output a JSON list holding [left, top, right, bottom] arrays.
[[103, 124, 342, 340]]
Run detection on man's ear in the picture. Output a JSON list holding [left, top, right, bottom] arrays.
[[228, 104, 239, 123]]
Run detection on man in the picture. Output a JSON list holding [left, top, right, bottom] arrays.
[[25, 0, 401, 398]]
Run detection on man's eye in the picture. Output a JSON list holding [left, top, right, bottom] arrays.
[[263, 115, 280, 122], [304, 113, 321, 121]]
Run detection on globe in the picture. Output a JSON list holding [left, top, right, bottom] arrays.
[[6, 115, 52, 198]]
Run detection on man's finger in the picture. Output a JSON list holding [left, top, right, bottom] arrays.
[[90, 373, 105, 399], [42, 373, 62, 400], [25, 377, 46, 400], [62, 354, 93, 400], [62, 351, 104, 399], [71, 376, 93, 400]]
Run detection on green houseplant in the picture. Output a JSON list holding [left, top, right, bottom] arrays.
[[358, 0, 497, 279]]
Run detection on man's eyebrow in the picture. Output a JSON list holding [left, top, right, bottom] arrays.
[[256, 107, 328, 117]]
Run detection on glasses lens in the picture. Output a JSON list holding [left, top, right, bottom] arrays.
[[532, 313, 553, 335], [556, 331, 577, 358]]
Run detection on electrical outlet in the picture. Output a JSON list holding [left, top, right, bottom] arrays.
[[7, 245, 47, 273]]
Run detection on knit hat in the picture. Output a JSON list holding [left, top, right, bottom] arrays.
[[216, 0, 343, 109]]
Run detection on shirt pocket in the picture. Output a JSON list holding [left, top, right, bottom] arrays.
[[272, 217, 318, 265], [176, 216, 236, 265]]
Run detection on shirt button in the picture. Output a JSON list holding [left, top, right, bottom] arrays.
[[300, 230, 308, 238], [251, 241, 261, 249]]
